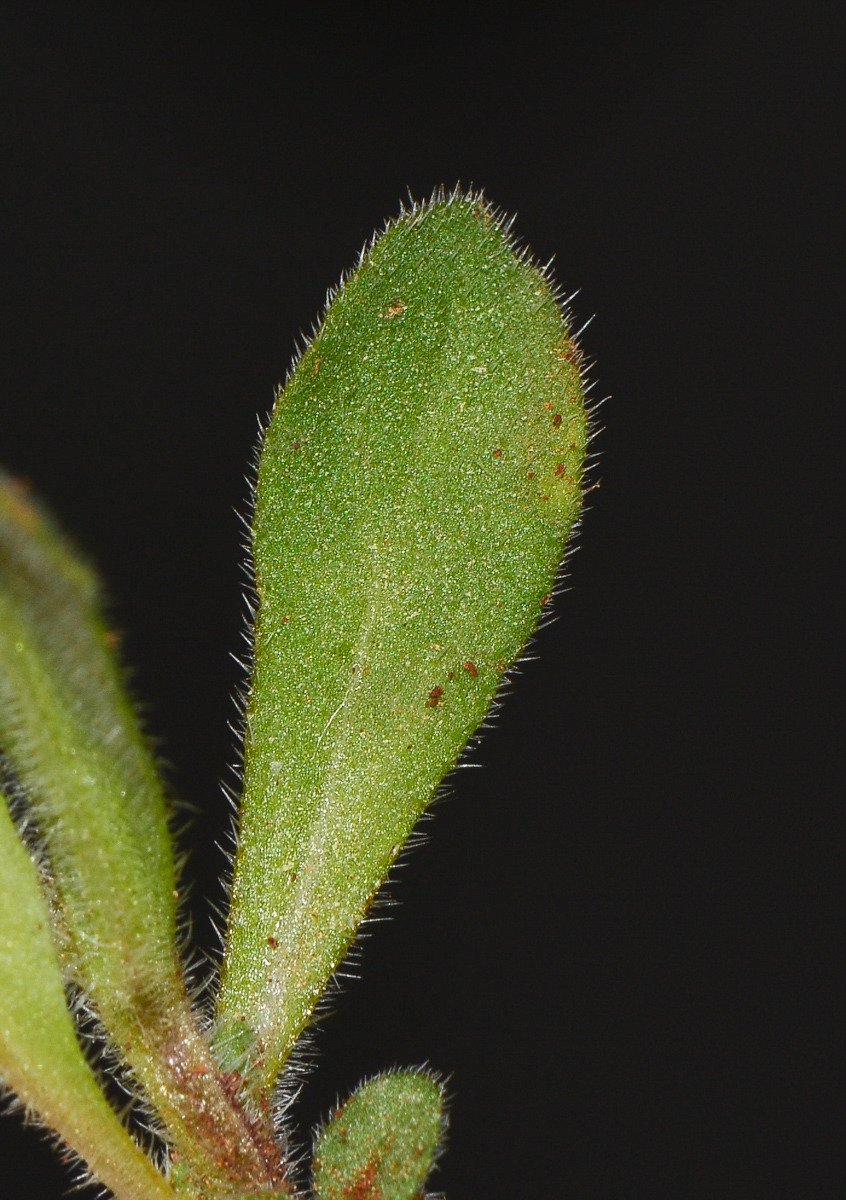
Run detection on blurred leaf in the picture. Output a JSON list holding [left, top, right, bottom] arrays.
[[0, 472, 180, 1007], [0, 791, 178, 1200], [0, 474, 286, 1196]]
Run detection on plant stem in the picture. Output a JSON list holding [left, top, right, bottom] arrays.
[[99, 993, 291, 1199]]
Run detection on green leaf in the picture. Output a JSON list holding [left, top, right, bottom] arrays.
[[0, 475, 288, 1197], [0, 473, 180, 1008], [217, 192, 588, 1094], [312, 1072, 444, 1200], [0, 791, 179, 1200]]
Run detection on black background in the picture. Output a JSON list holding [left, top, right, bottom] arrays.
[[1, 4, 843, 1197]]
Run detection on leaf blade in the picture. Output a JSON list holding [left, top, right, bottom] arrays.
[[0, 793, 179, 1200], [217, 194, 589, 1093], [312, 1072, 444, 1200], [0, 475, 288, 1196], [0, 474, 179, 997]]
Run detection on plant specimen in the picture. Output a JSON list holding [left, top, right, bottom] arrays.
[[0, 190, 589, 1200]]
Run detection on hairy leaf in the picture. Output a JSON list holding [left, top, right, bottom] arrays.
[[0, 793, 178, 1200], [0, 475, 287, 1197], [313, 1072, 443, 1200], [0, 473, 179, 992], [217, 193, 588, 1094]]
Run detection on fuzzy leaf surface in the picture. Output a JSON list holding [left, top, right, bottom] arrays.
[[217, 195, 588, 1094], [0, 793, 179, 1200], [0, 474, 179, 1005], [312, 1072, 443, 1200], [0, 476, 287, 1198]]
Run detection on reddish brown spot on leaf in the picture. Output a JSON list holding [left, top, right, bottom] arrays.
[[425, 685, 444, 707], [552, 413, 563, 426], [493, 448, 502, 457], [463, 660, 478, 676], [267, 936, 278, 949], [342, 1161, 382, 1200]]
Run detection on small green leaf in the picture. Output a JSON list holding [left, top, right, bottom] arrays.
[[0, 792, 179, 1200], [313, 1072, 444, 1200], [0, 476, 287, 1197], [0, 473, 180, 1006], [217, 192, 588, 1094]]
